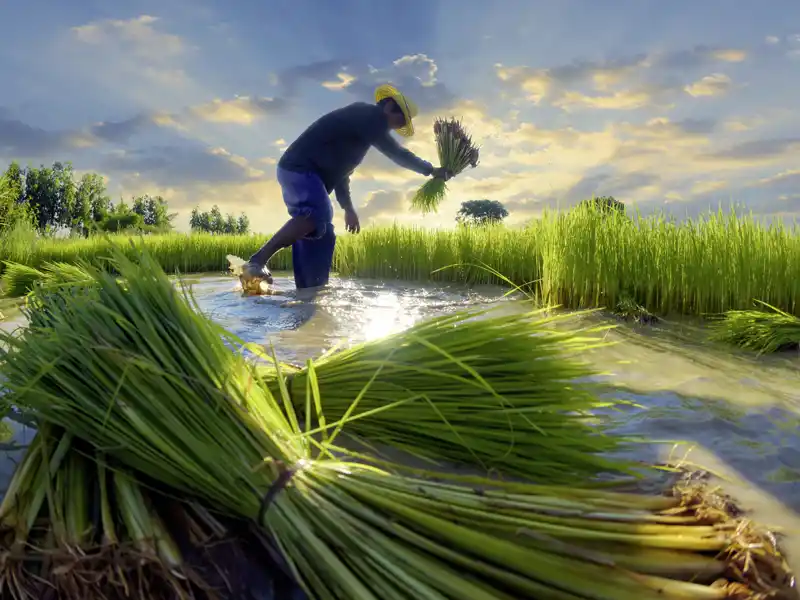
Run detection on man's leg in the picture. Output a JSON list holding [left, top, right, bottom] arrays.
[[242, 168, 327, 285], [248, 215, 316, 267], [292, 223, 336, 293]]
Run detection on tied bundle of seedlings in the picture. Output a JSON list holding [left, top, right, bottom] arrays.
[[1, 261, 96, 298], [411, 118, 479, 214], [0, 248, 794, 600], [256, 309, 642, 483], [708, 300, 800, 355], [10, 256, 639, 483], [0, 422, 305, 600], [0, 423, 192, 599]]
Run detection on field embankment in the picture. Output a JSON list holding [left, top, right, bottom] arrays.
[[2, 206, 799, 317]]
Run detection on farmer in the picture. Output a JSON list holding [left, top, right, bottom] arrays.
[[239, 84, 452, 293]]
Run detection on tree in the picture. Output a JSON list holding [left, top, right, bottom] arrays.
[[1, 159, 178, 236], [101, 200, 145, 233], [0, 162, 32, 232], [75, 173, 111, 234], [236, 213, 250, 234], [190, 205, 250, 234], [23, 165, 59, 231], [131, 194, 175, 231], [580, 195, 625, 215], [456, 199, 509, 225]]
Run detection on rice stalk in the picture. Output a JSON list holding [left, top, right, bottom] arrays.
[[0, 246, 794, 599]]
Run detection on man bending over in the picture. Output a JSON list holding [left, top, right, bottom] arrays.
[[239, 84, 451, 292]]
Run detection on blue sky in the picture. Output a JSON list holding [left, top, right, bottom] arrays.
[[2, 0, 800, 233]]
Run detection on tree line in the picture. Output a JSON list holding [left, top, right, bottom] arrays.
[[0, 160, 251, 236]]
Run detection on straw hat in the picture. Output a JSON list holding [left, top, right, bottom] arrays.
[[375, 84, 418, 137]]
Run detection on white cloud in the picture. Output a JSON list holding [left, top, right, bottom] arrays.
[[188, 96, 285, 124], [71, 15, 187, 63], [392, 54, 438, 86], [554, 88, 661, 111], [684, 73, 732, 97], [321, 73, 357, 90], [765, 35, 781, 45], [691, 180, 728, 194], [710, 49, 747, 62]]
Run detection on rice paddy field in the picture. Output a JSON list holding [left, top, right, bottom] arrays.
[[2, 206, 799, 316], [1, 206, 799, 597]]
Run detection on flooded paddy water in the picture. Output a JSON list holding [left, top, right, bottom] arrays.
[[2, 271, 800, 578]]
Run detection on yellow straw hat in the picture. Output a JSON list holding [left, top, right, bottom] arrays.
[[375, 84, 418, 137]]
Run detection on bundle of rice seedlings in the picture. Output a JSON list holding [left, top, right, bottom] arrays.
[[0, 422, 304, 599], [0, 261, 95, 298], [708, 300, 800, 355], [411, 118, 480, 214], [0, 248, 793, 600], [255, 309, 642, 483], [12, 255, 639, 483], [0, 263, 44, 298]]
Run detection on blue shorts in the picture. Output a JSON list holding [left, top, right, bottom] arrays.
[[277, 167, 333, 240], [277, 167, 336, 289]]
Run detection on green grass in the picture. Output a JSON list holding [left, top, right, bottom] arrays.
[[2, 205, 799, 316]]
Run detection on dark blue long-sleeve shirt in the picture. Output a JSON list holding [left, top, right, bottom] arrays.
[[278, 102, 434, 209]]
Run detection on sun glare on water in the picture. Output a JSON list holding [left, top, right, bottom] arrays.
[[351, 290, 421, 343]]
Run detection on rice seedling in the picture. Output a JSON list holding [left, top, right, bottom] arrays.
[[707, 300, 800, 355], [411, 118, 480, 214], [0, 247, 794, 599], [254, 308, 643, 483], [0, 422, 304, 599]]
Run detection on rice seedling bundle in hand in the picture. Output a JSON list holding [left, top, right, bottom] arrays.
[[257, 309, 642, 483], [1, 249, 794, 600], [411, 118, 480, 214], [708, 300, 800, 354]]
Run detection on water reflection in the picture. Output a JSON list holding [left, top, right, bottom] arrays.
[[189, 272, 516, 364]]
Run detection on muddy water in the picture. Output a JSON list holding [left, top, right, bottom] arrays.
[[2, 272, 800, 576]]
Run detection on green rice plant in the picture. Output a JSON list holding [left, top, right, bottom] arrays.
[[0, 247, 793, 599], [707, 300, 800, 355], [410, 118, 480, 214], [256, 308, 643, 483], [0, 230, 290, 276], [1, 206, 799, 319]]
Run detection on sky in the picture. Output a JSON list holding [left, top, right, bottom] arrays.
[[2, 0, 800, 233]]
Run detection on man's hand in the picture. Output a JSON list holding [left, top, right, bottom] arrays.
[[344, 208, 361, 234], [431, 167, 453, 181]]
